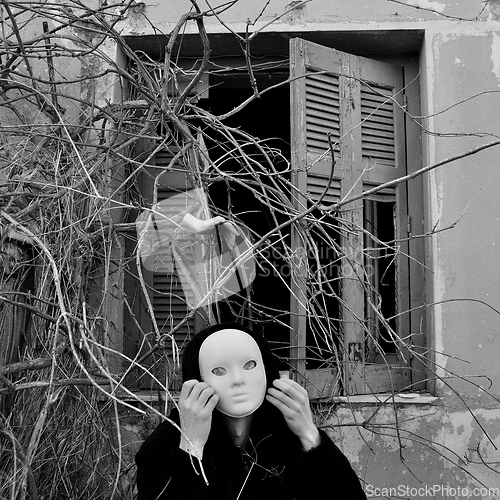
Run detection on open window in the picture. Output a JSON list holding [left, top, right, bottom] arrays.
[[121, 36, 425, 397], [289, 39, 424, 396]]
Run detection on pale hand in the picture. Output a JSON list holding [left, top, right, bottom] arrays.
[[181, 214, 238, 236], [266, 377, 320, 451], [178, 380, 219, 459]]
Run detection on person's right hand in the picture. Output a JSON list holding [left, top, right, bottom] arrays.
[[178, 380, 219, 459]]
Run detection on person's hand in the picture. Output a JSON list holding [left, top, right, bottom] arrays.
[[182, 214, 238, 236], [266, 377, 320, 451], [178, 380, 219, 459]]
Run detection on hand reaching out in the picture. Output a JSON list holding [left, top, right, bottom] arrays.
[[178, 380, 219, 459], [266, 377, 320, 451], [181, 213, 240, 249], [181, 214, 238, 235]]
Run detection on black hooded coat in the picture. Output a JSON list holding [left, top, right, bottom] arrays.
[[135, 323, 367, 500]]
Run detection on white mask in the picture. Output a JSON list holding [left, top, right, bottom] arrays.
[[198, 329, 267, 418]]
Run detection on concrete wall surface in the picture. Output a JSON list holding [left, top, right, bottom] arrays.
[[421, 28, 500, 397], [332, 400, 500, 496], [119, 396, 500, 496], [119, 0, 493, 34]]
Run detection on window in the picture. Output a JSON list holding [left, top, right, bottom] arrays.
[[289, 39, 425, 396], [121, 35, 426, 396]]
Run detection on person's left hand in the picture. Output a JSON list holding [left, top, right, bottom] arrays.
[[266, 377, 321, 451]]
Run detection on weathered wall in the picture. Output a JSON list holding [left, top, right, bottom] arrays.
[[422, 27, 500, 396], [334, 402, 500, 495], [124, 0, 490, 34], [120, 398, 500, 495], [113, 0, 500, 495], [0, 12, 82, 146]]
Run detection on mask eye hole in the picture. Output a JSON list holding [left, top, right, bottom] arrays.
[[243, 360, 257, 370], [212, 367, 227, 376]]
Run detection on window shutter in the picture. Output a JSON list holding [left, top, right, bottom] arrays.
[[289, 40, 347, 387], [123, 146, 197, 390], [305, 72, 341, 154], [305, 72, 342, 206], [307, 174, 342, 205], [290, 38, 410, 396], [361, 84, 396, 167], [357, 58, 411, 395], [150, 150, 195, 353]]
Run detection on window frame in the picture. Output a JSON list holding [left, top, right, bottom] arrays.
[[118, 34, 426, 397]]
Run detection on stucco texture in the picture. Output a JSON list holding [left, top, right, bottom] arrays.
[[422, 30, 500, 400], [330, 403, 500, 495], [135, 0, 490, 32]]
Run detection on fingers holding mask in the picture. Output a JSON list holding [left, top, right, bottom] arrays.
[[266, 377, 320, 450], [180, 380, 218, 415], [178, 380, 219, 458], [266, 377, 308, 415]]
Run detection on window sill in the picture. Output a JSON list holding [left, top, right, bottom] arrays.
[[329, 393, 438, 405], [119, 391, 437, 406]]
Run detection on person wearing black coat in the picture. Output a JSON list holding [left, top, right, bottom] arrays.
[[135, 322, 367, 500]]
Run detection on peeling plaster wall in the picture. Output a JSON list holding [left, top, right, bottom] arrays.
[[0, 14, 82, 145], [124, 0, 491, 34], [0, 9, 118, 142], [111, 0, 500, 494], [422, 29, 500, 401], [331, 403, 500, 494], [119, 400, 500, 495]]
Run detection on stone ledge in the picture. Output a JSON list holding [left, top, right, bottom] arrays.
[[330, 393, 438, 405]]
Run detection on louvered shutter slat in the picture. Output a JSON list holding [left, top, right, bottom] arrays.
[[151, 150, 194, 341], [307, 175, 342, 205], [361, 85, 396, 167], [305, 72, 341, 153]]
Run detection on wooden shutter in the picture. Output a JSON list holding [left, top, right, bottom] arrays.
[[152, 174, 195, 350], [149, 151, 196, 352], [289, 40, 345, 390], [290, 38, 410, 396], [123, 147, 196, 390]]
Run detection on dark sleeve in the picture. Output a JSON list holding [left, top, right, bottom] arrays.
[[135, 419, 217, 500], [290, 429, 367, 500]]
